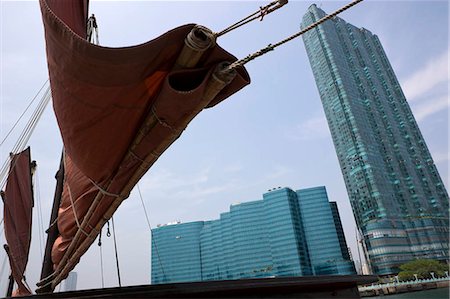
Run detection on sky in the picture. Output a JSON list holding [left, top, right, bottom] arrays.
[[0, 0, 449, 292]]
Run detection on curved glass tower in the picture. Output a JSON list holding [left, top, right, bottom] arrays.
[[151, 186, 355, 283], [301, 5, 449, 275]]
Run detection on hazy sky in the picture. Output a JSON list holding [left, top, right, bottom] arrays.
[[0, 0, 448, 292]]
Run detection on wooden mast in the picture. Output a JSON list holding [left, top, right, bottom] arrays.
[[38, 153, 64, 293]]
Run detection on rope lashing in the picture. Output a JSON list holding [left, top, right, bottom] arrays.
[[67, 184, 90, 237], [88, 178, 120, 198], [227, 0, 364, 71], [215, 0, 288, 37]]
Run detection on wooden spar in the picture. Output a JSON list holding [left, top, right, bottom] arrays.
[[37, 153, 64, 293], [49, 61, 237, 290]]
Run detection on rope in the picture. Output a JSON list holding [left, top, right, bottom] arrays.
[[0, 85, 51, 190], [98, 229, 105, 288], [22, 277, 32, 295], [150, 107, 178, 133], [88, 178, 120, 198], [46, 216, 59, 232], [67, 184, 90, 237], [0, 80, 49, 148], [227, 0, 364, 71], [215, 0, 288, 37], [136, 184, 167, 282], [111, 217, 122, 287], [34, 168, 45, 263]]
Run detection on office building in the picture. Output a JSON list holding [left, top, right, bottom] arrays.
[[301, 5, 449, 275], [151, 186, 355, 284]]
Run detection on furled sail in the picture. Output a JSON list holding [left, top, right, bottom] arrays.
[[39, 0, 250, 289], [1, 147, 34, 296]]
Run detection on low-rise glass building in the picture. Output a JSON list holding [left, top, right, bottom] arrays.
[[151, 186, 355, 284]]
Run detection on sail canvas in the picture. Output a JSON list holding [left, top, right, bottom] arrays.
[[2, 147, 34, 296], [39, 0, 250, 288]]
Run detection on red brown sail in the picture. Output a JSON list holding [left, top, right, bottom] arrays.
[[1, 147, 34, 296], [39, 0, 250, 289]]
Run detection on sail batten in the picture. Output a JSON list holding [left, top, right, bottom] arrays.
[[38, 0, 250, 290]]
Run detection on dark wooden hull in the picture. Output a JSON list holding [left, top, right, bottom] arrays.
[[17, 275, 377, 298]]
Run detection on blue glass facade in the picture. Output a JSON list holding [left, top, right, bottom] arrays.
[[330, 201, 352, 262], [151, 221, 203, 284], [298, 187, 356, 275], [301, 5, 449, 275], [151, 186, 355, 284]]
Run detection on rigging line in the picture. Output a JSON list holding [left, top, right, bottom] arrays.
[[0, 79, 51, 189], [14, 88, 50, 153], [7, 87, 50, 157], [0, 80, 49, 148], [215, 0, 288, 38], [22, 277, 33, 294], [0, 89, 51, 189], [227, 0, 363, 71], [98, 230, 105, 288], [7, 86, 49, 156], [110, 217, 121, 287], [0, 90, 51, 189], [136, 184, 167, 282], [137, 184, 151, 230], [35, 168, 45, 263]]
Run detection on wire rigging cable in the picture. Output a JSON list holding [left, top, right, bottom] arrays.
[[137, 184, 167, 282], [108, 217, 122, 287], [98, 229, 105, 288], [0, 80, 49, 149], [111, 217, 121, 287], [227, 0, 364, 71], [215, 0, 288, 37], [0, 84, 51, 190], [34, 168, 45, 263]]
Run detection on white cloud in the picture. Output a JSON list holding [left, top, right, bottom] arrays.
[[411, 95, 449, 122], [286, 115, 330, 141], [401, 49, 448, 101]]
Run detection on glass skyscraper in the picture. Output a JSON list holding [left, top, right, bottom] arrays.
[[301, 5, 449, 275], [151, 186, 355, 284]]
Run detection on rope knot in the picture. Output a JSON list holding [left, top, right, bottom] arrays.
[[259, 6, 269, 21]]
